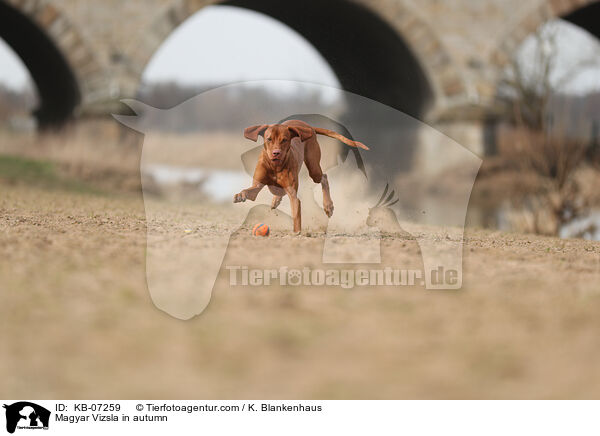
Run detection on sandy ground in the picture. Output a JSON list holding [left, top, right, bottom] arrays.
[[1, 128, 600, 399], [2, 177, 600, 399]]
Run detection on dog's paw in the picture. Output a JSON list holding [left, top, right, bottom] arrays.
[[323, 202, 334, 218], [233, 191, 247, 203]]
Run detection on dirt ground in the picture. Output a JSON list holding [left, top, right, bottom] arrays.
[[1, 129, 600, 399], [2, 184, 600, 399]]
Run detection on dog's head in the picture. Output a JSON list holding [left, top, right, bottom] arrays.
[[244, 123, 312, 166]]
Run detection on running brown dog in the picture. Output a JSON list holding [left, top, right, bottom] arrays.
[[233, 119, 369, 233]]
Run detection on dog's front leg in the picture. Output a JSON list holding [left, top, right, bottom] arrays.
[[233, 181, 264, 203], [284, 186, 301, 234]]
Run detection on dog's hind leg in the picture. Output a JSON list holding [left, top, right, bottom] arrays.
[[271, 196, 283, 209], [268, 185, 285, 209], [320, 173, 334, 218], [304, 137, 333, 217], [284, 185, 301, 233]]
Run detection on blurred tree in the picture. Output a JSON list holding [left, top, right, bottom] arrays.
[[496, 22, 600, 236]]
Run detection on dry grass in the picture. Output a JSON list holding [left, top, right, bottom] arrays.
[[473, 124, 600, 235], [0, 123, 259, 192], [141, 131, 253, 170], [0, 121, 141, 191]]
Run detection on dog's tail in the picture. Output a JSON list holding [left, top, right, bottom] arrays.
[[313, 127, 369, 150]]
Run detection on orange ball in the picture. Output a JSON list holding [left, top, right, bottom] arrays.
[[252, 223, 270, 237]]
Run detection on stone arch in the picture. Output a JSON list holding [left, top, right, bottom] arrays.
[[127, 0, 465, 120], [491, 0, 600, 67], [0, 0, 105, 127]]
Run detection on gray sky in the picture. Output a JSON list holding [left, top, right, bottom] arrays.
[[143, 6, 339, 87], [0, 6, 598, 94], [514, 20, 600, 94], [0, 38, 31, 90]]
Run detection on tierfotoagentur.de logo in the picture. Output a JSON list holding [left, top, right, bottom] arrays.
[[115, 80, 481, 320], [226, 265, 459, 288], [3, 402, 50, 434]]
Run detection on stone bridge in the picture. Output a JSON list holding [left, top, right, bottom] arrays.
[[2, 0, 598, 145]]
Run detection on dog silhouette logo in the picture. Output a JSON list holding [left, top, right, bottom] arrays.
[[3, 402, 50, 434], [114, 80, 481, 319]]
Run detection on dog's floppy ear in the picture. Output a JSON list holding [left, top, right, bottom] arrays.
[[288, 125, 314, 142], [244, 124, 269, 142]]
